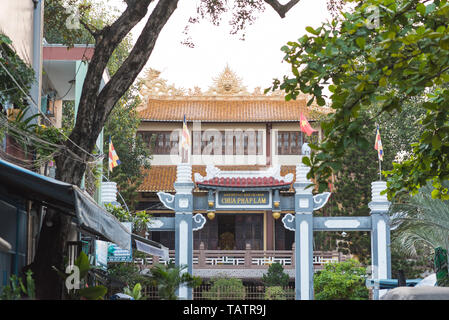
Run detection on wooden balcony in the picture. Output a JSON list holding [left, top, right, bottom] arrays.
[[133, 243, 349, 275]]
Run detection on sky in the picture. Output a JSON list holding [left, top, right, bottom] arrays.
[[101, 0, 332, 92]]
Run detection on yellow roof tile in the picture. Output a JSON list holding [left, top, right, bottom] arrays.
[[138, 98, 324, 122]]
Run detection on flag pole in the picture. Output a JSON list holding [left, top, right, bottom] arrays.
[[378, 154, 382, 181]]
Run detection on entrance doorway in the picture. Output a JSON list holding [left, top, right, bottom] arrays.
[[218, 214, 235, 250]]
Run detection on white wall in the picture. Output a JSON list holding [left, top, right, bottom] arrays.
[[140, 122, 318, 166], [0, 1, 34, 64]]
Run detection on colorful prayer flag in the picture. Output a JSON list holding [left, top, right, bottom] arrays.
[[109, 137, 121, 172], [374, 125, 383, 161], [181, 114, 191, 150], [299, 112, 317, 136]]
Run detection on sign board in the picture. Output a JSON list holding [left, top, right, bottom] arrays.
[[107, 222, 133, 263], [216, 191, 272, 209], [95, 240, 109, 270]]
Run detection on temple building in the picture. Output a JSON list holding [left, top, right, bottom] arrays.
[[134, 66, 338, 277]]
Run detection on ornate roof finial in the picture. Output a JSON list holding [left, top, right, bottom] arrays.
[[139, 68, 186, 101], [206, 64, 249, 96]]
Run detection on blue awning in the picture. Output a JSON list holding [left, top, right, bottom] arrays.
[[0, 158, 130, 250]]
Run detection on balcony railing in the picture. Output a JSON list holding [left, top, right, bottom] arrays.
[[133, 245, 348, 270]]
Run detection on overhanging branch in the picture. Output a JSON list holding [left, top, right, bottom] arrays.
[[264, 0, 301, 18]]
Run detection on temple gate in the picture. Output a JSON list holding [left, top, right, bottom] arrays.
[[154, 162, 391, 300]]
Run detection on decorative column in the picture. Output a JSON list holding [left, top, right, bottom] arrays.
[[174, 163, 194, 300], [282, 162, 331, 300], [368, 181, 391, 300], [293, 162, 315, 300]]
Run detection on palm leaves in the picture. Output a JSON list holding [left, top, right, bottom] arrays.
[[148, 263, 201, 300], [391, 183, 449, 256], [391, 182, 449, 285]]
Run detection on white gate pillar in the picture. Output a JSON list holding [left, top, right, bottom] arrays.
[[174, 164, 194, 300], [368, 181, 391, 300], [293, 163, 315, 300]]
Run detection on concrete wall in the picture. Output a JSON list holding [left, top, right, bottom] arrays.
[[0, 1, 35, 64]]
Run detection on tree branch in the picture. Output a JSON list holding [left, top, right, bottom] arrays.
[[68, 0, 154, 155], [264, 0, 301, 18], [95, 0, 180, 127]]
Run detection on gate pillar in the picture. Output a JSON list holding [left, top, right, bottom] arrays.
[[368, 181, 391, 300], [174, 163, 194, 300]]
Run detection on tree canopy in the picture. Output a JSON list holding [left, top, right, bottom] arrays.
[[270, 0, 449, 200]]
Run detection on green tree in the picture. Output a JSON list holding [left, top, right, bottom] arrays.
[[314, 259, 369, 300], [107, 263, 152, 295], [0, 33, 35, 109], [149, 263, 201, 300], [262, 262, 289, 287], [264, 286, 286, 300], [203, 277, 246, 300], [314, 103, 425, 264], [271, 0, 449, 201]]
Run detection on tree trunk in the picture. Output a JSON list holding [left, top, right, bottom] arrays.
[[30, 0, 180, 300], [29, 0, 299, 300], [31, 152, 86, 299], [31, 209, 73, 299]]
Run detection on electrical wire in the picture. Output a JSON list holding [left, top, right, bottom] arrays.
[[0, 59, 100, 162], [0, 114, 102, 165]]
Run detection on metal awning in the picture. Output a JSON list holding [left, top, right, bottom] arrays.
[[366, 278, 422, 289], [0, 158, 130, 249], [132, 233, 169, 260]]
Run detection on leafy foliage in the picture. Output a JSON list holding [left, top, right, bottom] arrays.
[[149, 263, 201, 300], [314, 259, 369, 300], [262, 262, 290, 287], [123, 283, 144, 300], [202, 277, 246, 300], [0, 33, 35, 109], [391, 181, 449, 283], [53, 251, 107, 300], [391, 182, 449, 255], [107, 263, 152, 295], [314, 102, 425, 264], [104, 204, 151, 234], [390, 241, 433, 280], [45, 1, 152, 210], [0, 270, 36, 300], [271, 0, 449, 200], [264, 286, 286, 300]]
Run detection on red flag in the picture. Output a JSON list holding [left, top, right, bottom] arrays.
[[300, 112, 317, 136]]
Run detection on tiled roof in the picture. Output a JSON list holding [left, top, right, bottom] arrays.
[[138, 165, 297, 193], [198, 176, 291, 188], [138, 98, 324, 122]]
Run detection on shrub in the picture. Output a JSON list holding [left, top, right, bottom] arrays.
[[203, 277, 245, 300], [314, 259, 369, 300], [264, 286, 286, 300], [262, 262, 289, 287]]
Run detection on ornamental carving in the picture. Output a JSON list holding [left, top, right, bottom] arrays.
[[205, 64, 249, 96], [137, 65, 332, 115], [139, 65, 293, 101]]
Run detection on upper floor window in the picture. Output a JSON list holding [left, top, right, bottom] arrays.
[[192, 130, 263, 156], [276, 131, 319, 155], [138, 131, 179, 155]]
